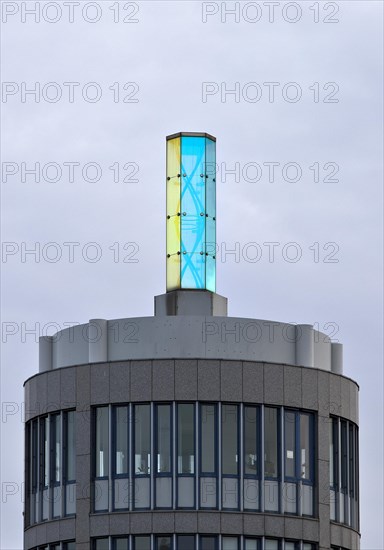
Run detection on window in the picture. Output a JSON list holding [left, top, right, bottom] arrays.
[[96, 407, 109, 478], [200, 404, 216, 473], [134, 405, 151, 475], [329, 417, 338, 486], [155, 404, 172, 508], [177, 404, 195, 509], [341, 421, 348, 494], [51, 414, 61, 484], [244, 540, 260, 550], [244, 406, 259, 476], [25, 411, 76, 526], [88, 402, 317, 516], [114, 539, 129, 550], [133, 537, 151, 550], [155, 536, 172, 550], [94, 407, 109, 512], [114, 407, 128, 476], [40, 416, 49, 519], [113, 406, 129, 510], [156, 405, 171, 474], [222, 404, 239, 509], [264, 408, 279, 478], [51, 414, 61, 518], [200, 404, 217, 509], [222, 405, 238, 475], [200, 536, 217, 550], [283, 411, 314, 515], [329, 417, 359, 529], [329, 416, 338, 520], [284, 411, 296, 478], [177, 535, 195, 549], [31, 419, 38, 523], [64, 411, 76, 515], [177, 404, 195, 474], [300, 414, 311, 480], [349, 424, 355, 499], [91, 535, 315, 549], [64, 411, 76, 482], [133, 404, 151, 509], [264, 407, 279, 512], [222, 537, 238, 550], [340, 419, 347, 524], [244, 406, 260, 511], [284, 411, 314, 481], [94, 539, 109, 550]]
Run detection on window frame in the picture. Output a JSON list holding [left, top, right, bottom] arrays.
[[176, 402, 196, 510], [221, 403, 240, 510], [199, 403, 218, 510]]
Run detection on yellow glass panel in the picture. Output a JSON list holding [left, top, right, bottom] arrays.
[[166, 137, 180, 217], [166, 253, 180, 290], [166, 137, 181, 290], [167, 216, 180, 255]]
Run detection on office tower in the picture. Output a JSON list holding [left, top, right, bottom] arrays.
[[24, 133, 360, 550]]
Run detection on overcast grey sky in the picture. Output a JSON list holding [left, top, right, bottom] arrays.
[[1, 1, 383, 548]]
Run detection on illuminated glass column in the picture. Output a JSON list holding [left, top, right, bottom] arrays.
[[166, 132, 216, 292]]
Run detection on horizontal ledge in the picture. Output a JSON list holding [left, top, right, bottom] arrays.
[[166, 132, 216, 142]]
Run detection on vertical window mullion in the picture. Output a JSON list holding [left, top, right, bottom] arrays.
[[173, 402, 176, 510], [356, 427, 360, 530], [25, 422, 30, 526], [260, 406, 264, 513], [280, 408, 285, 515], [108, 404, 112, 512], [195, 401, 199, 511], [60, 412, 64, 518], [63, 413, 67, 516], [218, 403, 221, 510], [346, 421, 350, 525], [129, 403, 132, 512], [239, 403, 244, 512], [38, 417, 42, 521], [49, 414, 53, 520], [150, 402, 154, 510], [337, 418, 341, 522]]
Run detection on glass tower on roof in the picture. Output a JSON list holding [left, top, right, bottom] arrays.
[[166, 132, 216, 292]]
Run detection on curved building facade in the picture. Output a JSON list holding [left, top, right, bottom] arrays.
[[23, 291, 360, 550], [23, 133, 360, 549]]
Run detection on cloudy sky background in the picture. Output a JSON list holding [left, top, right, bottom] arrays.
[[1, 1, 383, 548]]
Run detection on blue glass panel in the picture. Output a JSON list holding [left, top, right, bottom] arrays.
[[181, 136, 206, 289], [205, 137, 216, 292], [206, 254, 216, 293], [205, 137, 216, 220]]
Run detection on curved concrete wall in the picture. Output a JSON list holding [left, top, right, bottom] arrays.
[[39, 317, 343, 374], [24, 359, 359, 550]]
